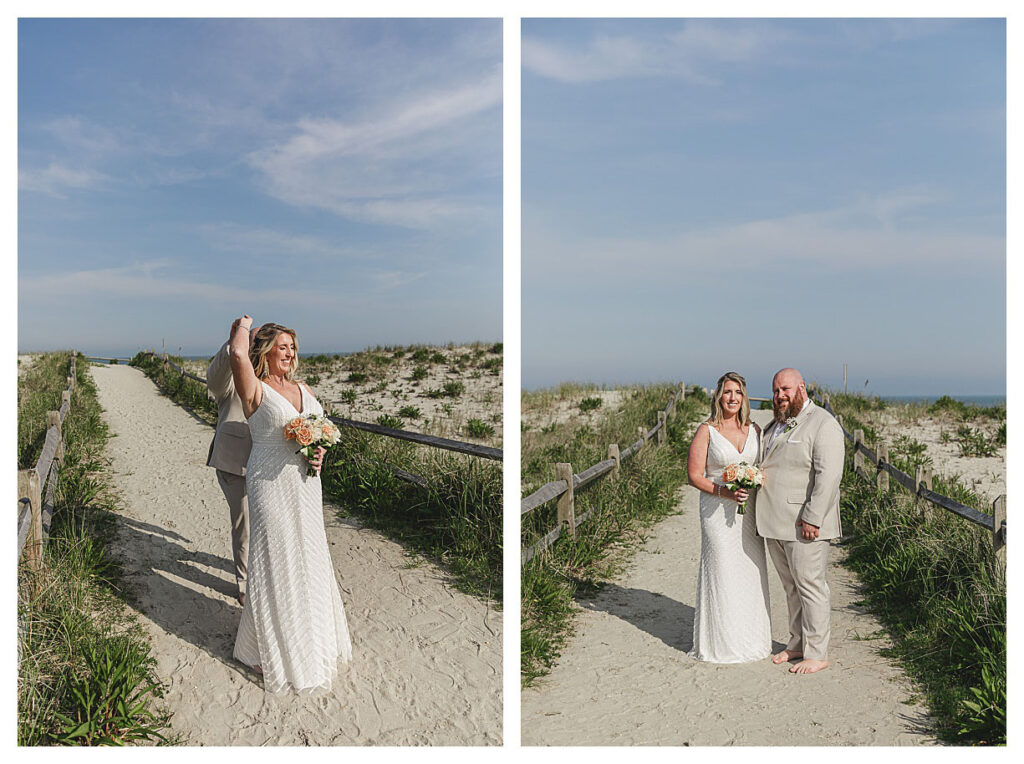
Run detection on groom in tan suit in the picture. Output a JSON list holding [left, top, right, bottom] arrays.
[[756, 368, 845, 674], [206, 326, 255, 605]]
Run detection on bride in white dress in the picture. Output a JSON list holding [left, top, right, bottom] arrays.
[[227, 315, 352, 694], [687, 372, 771, 663]]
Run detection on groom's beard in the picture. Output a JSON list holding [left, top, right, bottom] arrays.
[[773, 389, 807, 423]]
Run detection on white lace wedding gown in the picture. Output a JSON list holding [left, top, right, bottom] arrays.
[[690, 424, 771, 663], [233, 381, 353, 694]]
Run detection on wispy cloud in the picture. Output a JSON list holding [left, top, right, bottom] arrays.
[[523, 21, 796, 84], [18, 162, 108, 196], [18, 260, 332, 307], [247, 71, 501, 227], [198, 224, 372, 260], [525, 190, 1002, 283]]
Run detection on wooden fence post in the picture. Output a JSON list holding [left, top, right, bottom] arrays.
[[638, 426, 647, 449], [915, 464, 933, 518], [876, 442, 889, 492], [657, 412, 666, 445], [853, 429, 864, 474], [993, 494, 1006, 564], [679, 382, 686, 401], [555, 463, 576, 537], [608, 444, 620, 480], [823, 393, 830, 410], [835, 414, 843, 429], [46, 412, 64, 464], [18, 469, 42, 572]]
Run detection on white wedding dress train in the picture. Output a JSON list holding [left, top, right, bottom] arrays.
[[233, 381, 353, 694], [690, 424, 772, 663]]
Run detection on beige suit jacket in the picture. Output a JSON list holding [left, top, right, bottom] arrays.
[[206, 341, 252, 476], [754, 400, 845, 541]]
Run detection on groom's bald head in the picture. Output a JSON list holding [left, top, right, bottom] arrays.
[[772, 368, 807, 422], [773, 368, 805, 390]]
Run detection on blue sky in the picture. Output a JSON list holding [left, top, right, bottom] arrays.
[[522, 18, 1005, 396], [18, 18, 502, 357]]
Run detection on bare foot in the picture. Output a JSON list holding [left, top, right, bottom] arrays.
[[238, 592, 245, 607], [790, 658, 829, 674], [772, 649, 803, 665], [253, 664, 263, 675]]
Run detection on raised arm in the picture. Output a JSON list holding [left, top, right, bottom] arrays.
[[206, 341, 234, 400], [228, 315, 262, 419]]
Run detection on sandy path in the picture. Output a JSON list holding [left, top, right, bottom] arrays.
[[91, 364, 501, 746], [521, 411, 936, 746]]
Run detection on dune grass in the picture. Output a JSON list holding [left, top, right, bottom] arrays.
[[829, 392, 1005, 745], [18, 353, 172, 745], [521, 384, 707, 684]]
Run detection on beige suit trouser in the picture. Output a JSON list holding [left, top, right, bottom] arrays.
[[216, 470, 249, 597], [766, 538, 831, 660]]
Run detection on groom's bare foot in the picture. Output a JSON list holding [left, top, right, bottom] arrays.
[[790, 659, 829, 674], [253, 664, 263, 675], [772, 649, 802, 664]]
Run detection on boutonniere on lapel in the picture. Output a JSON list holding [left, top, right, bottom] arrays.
[[783, 417, 799, 434]]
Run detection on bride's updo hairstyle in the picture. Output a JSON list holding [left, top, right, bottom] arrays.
[[707, 371, 751, 428], [249, 323, 299, 381]]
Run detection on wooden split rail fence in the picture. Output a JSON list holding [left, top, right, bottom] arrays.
[[17, 354, 77, 572], [817, 393, 1006, 563], [136, 352, 502, 482], [520, 383, 686, 565]]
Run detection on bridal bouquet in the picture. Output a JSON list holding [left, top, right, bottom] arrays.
[[721, 462, 764, 514], [284, 414, 342, 476]]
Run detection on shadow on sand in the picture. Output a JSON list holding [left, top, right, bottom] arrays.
[[579, 582, 787, 654], [100, 511, 248, 674]]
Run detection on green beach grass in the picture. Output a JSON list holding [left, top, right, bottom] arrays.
[[18, 353, 172, 745], [827, 392, 1005, 745]]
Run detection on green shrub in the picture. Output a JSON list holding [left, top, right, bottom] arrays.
[[443, 381, 465, 398], [579, 397, 602, 413], [956, 425, 998, 458], [412, 365, 429, 381], [398, 406, 422, 420], [376, 414, 404, 429], [466, 419, 495, 438]]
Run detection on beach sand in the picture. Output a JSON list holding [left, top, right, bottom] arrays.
[[91, 363, 501, 746], [521, 409, 937, 746], [861, 406, 1005, 506]]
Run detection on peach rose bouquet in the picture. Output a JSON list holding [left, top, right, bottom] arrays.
[[284, 414, 342, 476], [721, 462, 764, 514]]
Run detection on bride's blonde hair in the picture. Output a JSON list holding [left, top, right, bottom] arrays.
[[707, 372, 751, 428], [249, 323, 299, 381]]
